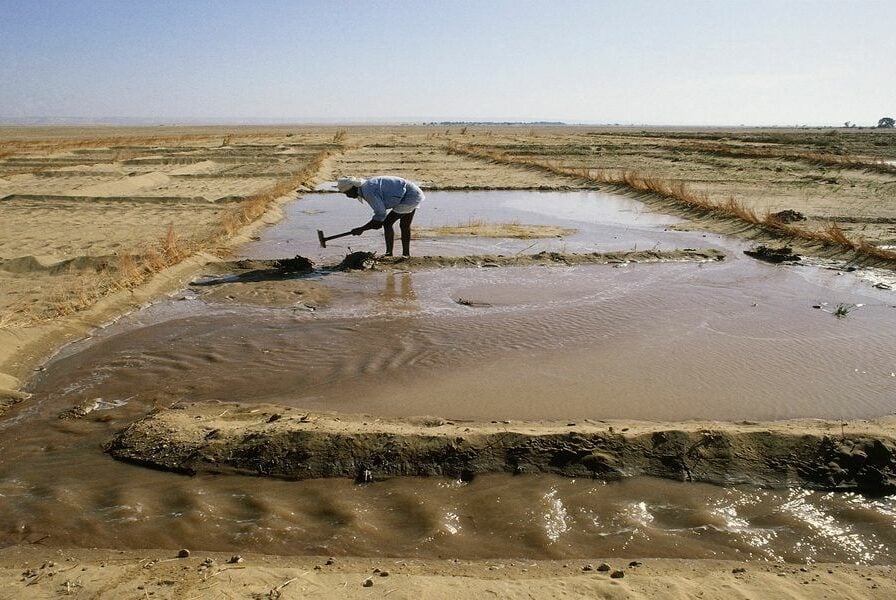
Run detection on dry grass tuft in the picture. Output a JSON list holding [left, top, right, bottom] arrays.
[[720, 197, 761, 223], [417, 219, 576, 239], [115, 252, 142, 286], [856, 239, 896, 261], [213, 147, 335, 243], [823, 222, 852, 246]]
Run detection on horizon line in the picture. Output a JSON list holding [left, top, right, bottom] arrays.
[[0, 116, 887, 129]]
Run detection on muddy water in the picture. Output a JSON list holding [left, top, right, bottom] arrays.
[[3, 190, 896, 561], [243, 190, 685, 260]]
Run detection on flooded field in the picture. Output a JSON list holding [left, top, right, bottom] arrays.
[[27, 191, 896, 422], [2, 190, 895, 563]]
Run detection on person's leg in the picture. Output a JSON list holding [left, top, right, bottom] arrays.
[[398, 210, 416, 256], [382, 211, 401, 256]]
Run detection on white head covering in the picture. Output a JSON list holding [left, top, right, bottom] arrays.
[[336, 176, 365, 192]]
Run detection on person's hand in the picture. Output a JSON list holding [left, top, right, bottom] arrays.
[[351, 227, 365, 236]]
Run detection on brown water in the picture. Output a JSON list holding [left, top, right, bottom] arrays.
[[3, 190, 896, 562], [29, 261, 896, 421]]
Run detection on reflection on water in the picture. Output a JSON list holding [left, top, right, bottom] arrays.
[[379, 272, 418, 311], [4, 190, 896, 562], [0, 451, 894, 563]]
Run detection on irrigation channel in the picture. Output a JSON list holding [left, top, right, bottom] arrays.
[[2, 190, 895, 563]]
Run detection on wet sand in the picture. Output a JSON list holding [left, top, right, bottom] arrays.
[[3, 546, 894, 600]]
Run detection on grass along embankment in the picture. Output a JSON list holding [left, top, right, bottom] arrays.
[[447, 142, 896, 265]]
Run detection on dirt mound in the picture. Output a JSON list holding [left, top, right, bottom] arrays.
[[204, 256, 314, 281], [769, 209, 807, 223], [744, 245, 801, 263], [0, 254, 118, 274], [106, 402, 896, 495], [334, 251, 378, 271], [273, 255, 313, 273]]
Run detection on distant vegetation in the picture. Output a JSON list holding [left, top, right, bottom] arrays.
[[429, 121, 566, 126]]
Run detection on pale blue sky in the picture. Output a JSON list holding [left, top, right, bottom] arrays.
[[1, 0, 892, 126]]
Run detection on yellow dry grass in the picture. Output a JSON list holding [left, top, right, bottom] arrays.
[[416, 219, 576, 239], [0, 144, 339, 326], [215, 148, 334, 239], [36, 224, 196, 321]]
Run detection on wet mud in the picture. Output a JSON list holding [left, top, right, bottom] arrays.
[[106, 403, 896, 496], [212, 248, 726, 275], [190, 249, 724, 308], [744, 245, 801, 264]]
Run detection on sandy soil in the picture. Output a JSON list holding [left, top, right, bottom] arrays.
[[0, 131, 328, 328], [0, 127, 340, 401], [1, 125, 894, 595], [2, 546, 894, 599]]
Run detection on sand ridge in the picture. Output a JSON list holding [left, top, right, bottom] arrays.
[[106, 402, 896, 494]]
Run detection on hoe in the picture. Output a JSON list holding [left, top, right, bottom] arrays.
[[316, 228, 354, 248]]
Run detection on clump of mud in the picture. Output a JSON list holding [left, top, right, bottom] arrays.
[[334, 251, 378, 271], [769, 210, 806, 224], [273, 255, 313, 274], [744, 245, 801, 263]]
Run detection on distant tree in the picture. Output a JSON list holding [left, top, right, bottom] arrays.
[[878, 117, 895, 128], [844, 121, 851, 128]]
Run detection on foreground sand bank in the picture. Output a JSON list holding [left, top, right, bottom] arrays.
[[106, 402, 896, 495], [2, 546, 893, 599]]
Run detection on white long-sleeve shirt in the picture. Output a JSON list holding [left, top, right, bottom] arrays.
[[359, 176, 424, 221]]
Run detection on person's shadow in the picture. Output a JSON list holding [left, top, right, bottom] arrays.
[[191, 256, 316, 287]]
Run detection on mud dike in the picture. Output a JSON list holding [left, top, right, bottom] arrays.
[[107, 402, 896, 495]]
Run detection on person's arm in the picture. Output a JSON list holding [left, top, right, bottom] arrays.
[[351, 182, 387, 235], [351, 218, 384, 235]]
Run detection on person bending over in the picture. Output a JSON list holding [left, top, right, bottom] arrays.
[[336, 175, 424, 257]]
